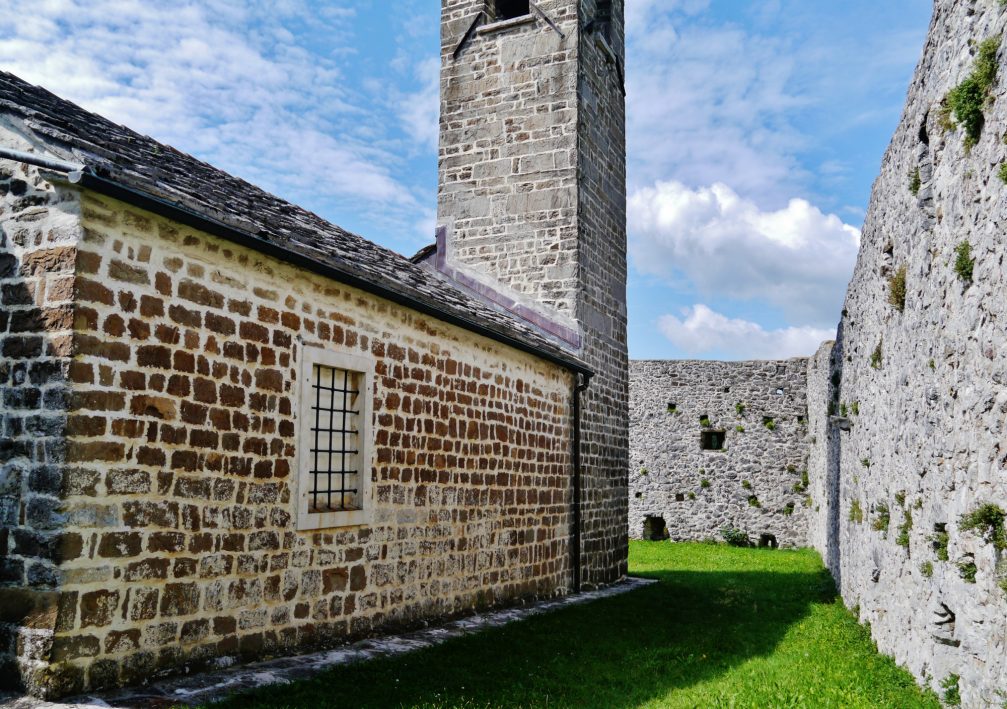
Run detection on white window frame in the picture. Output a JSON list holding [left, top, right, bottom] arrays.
[[295, 345, 374, 531]]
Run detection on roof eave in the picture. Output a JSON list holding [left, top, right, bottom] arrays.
[[74, 171, 593, 378]]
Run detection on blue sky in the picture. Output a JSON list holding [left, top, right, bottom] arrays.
[[0, 0, 932, 360]]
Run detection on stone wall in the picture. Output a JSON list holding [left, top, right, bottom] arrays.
[[629, 359, 811, 548], [804, 341, 839, 573], [2, 183, 580, 697], [437, 0, 629, 588], [574, 0, 630, 588], [806, 1, 1007, 702], [0, 145, 82, 694]]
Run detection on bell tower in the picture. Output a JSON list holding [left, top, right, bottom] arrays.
[[436, 0, 628, 588]]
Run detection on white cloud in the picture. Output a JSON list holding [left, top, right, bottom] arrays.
[[397, 57, 440, 151], [629, 180, 859, 326], [658, 304, 833, 360], [0, 0, 417, 216], [625, 14, 808, 205]]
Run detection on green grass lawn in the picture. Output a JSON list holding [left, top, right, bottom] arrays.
[[211, 542, 939, 708]]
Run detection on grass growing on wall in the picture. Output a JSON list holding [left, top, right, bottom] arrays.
[[211, 544, 939, 709], [953, 241, 975, 283], [888, 265, 907, 312], [943, 36, 1001, 149]]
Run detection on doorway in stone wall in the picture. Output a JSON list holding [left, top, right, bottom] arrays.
[[643, 515, 669, 541]]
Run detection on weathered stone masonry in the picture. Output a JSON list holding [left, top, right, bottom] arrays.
[[803, 1, 1007, 703], [0, 146, 83, 696], [1, 173, 581, 696], [629, 359, 812, 548], [438, 0, 629, 587]]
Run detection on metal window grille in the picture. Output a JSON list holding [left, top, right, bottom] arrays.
[[308, 364, 361, 513]]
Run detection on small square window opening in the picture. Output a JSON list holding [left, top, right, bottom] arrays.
[[701, 430, 726, 451], [494, 0, 530, 20]]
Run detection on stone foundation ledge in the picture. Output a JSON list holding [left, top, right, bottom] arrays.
[[0, 577, 655, 709]]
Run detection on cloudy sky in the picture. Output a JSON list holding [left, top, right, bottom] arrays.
[[0, 0, 932, 360]]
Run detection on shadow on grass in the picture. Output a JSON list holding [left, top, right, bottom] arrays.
[[211, 557, 837, 708]]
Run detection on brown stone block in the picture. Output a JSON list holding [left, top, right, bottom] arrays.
[[349, 565, 366, 592], [154, 272, 172, 296], [172, 558, 197, 578], [171, 349, 196, 373], [75, 277, 115, 306], [190, 428, 219, 449], [160, 583, 200, 617], [219, 384, 245, 408], [139, 295, 164, 318], [323, 567, 348, 594], [178, 279, 223, 309], [97, 532, 142, 558], [144, 532, 184, 554], [122, 500, 179, 528], [74, 334, 131, 362], [168, 304, 201, 328], [170, 450, 199, 473], [127, 318, 150, 340], [120, 370, 146, 390], [190, 377, 216, 404], [46, 273, 75, 302], [104, 628, 141, 654], [174, 476, 211, 500], [79, 589, 120, 627], [180, 618, 210, 645], [66, 414, 107, 437], [108, 259, 149, 285], [117, 290, 137, 312], [102, 313, 126, 337], [136, 446, 167, 466], [19, 245, 75, 276], [239, 320, 269, 344], [128, 587, 159, 621], [67, 440, 125, 463], [106, 469, 151, 494], [129, 394, 177, 420], [177, 400, 206, 426], [124, 557, 169, 582], [2, 335, 43, 359], [68, 361, 94, 385], [136, 344, 172, 369], [76, 250, 101, 274], [50, 634, 100, 661], [212, 615, 236, 636]]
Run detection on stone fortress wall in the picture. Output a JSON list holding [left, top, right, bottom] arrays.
[[802, 1, 1007, 703], [628, 359, 812, 548]]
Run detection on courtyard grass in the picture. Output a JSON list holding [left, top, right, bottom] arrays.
[[211, 542, 938, 708]]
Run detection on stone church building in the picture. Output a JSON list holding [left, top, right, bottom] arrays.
[[0, 0, 628, 697]]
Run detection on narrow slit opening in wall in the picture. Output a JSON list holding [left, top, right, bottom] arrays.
[[594, 0, 613, 40], [700, 430, 725, 451], [309, 364, 362, 513], [492, 0, 530, 20]]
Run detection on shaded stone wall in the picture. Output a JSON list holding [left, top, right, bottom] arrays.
[[805, 1, 1007, 702], [575, 0, 630, 587], [0, 149, 82, 694], [805, 341, 839, 574], [437, 0, 629, 588], [6, 188, 578, 698], [628, 359, 811, 548]]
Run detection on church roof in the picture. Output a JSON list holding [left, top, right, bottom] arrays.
[[0, 71, 589, 376]]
